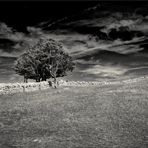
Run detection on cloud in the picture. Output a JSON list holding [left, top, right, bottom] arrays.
[[0, 22, 13, 35], [81, 64, 127, 78], [0, 22, 25, 42], [108, 37, 146, 54], [61, 9, 146, 38], [106, 20, 136, 31], [0, 49, 18, 57], [27, 26, 43, 36], [0, 21, 146, 58], [0, 23, 41, 57], [0, 5, 148, 58]]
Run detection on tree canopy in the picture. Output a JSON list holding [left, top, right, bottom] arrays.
[[14, 38, 75, 82]]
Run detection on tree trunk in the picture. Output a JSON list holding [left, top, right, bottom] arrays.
[[53, 76, 57, 89], [41, 77, 46, 81], [24, 76, 28, 83], [36, 77, 40, 82]]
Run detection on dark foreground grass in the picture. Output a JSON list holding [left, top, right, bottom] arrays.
[[0, 79, 148, 148]]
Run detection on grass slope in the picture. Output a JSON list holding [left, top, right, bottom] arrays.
[[0, 78, 148, 148]]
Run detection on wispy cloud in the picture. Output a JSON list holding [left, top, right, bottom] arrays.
[[81, 64, 127, 78]]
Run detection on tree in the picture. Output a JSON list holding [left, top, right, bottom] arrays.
[[14, 38, 75, 82]]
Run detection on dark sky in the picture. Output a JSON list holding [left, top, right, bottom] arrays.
[[0, 1, 99, 31], [0, 1, 148, 31]]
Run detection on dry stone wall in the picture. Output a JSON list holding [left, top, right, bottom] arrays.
[[0, 76, 147, 95]]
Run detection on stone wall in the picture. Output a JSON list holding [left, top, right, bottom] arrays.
[[0, 76, 147, 95]]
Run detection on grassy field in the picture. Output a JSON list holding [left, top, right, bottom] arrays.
[[0, 78, 148, 148]]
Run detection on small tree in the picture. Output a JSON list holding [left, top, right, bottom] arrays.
[[14, 38, 75, 82]]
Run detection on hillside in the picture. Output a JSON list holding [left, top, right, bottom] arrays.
[[0, 77, 148, 148]]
